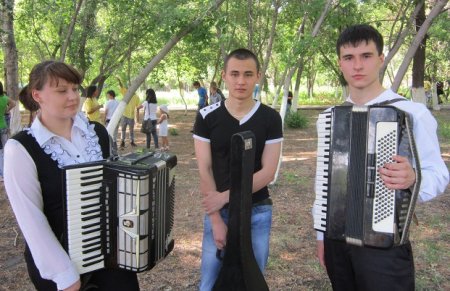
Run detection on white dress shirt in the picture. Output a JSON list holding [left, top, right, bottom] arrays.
[[4, 112, 104, 290]]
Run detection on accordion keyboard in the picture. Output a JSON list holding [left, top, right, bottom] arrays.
[[65, 164, 105, 274], [314, 112, 332, 232]]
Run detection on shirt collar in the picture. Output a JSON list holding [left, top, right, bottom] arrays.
[[346, 88, 395, 106], [30, 112, 91, 146]]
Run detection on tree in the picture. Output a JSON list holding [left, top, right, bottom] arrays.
[[391, 0, 448, 95], [106, 0, 227, 137], [1, 0, 20, 134]]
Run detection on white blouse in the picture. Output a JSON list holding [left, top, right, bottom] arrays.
[[4, 112, 104, 290]]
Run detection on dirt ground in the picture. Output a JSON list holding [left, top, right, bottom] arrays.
[[0, 108, 449, 291]]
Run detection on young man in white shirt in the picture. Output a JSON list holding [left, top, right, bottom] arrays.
[[314, 24, 449, 291]]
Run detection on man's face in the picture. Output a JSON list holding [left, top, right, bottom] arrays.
[[338, 40, 384, 90], [222, 57, 260, 100]]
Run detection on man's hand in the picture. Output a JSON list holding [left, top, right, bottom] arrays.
[[211, 218, 228, 250], [202, 191, 228, 214], [379, 155, 416, 190], [316, 240, 326, 269]]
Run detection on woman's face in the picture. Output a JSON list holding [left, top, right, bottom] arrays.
[[32, 77, 80, 120]]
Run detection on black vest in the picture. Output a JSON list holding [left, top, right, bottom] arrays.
[[11, 121, 110, 242]]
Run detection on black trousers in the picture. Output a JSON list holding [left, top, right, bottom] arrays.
[[25, 248, 139, 291], [324, 238, 415, 291]]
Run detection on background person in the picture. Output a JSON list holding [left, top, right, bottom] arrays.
[[83, 85, 102, 123], [104, 89, 119, 151], [157, 104, 169, 151], [119, 86, 141, 149], [137, 88, 159, 150], [0, 81, 17, 180]]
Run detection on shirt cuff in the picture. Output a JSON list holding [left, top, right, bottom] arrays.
[[316, 231, 324, 240], [54, 262, 80, 290]]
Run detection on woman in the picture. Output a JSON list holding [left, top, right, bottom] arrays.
[[137, 88, 159, 149], [83, 85, 102, 123], [0, 81, 16, 179], [4, 61, 139, 291]]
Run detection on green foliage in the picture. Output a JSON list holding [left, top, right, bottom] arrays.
[[438, 122, 450, 140], [169, 127, 178, 136], [285, 111, 309, 129]]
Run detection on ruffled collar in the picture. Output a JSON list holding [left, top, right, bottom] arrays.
[[26, 112, 103, 168]]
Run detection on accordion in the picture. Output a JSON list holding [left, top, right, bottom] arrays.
[[314, 105, 421, 248], [61, 151, 176, 274]]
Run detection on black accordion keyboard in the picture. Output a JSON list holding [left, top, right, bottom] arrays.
[[62, 151, 176, 274]]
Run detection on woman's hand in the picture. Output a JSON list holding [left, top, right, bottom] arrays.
[[63, 280, 81, 291]]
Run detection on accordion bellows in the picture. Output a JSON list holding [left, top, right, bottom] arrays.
[[62, 151, 176, 274], [314, 105, 421, 248]]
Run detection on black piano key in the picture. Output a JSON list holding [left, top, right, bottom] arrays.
[[81, 208, 101, 216], [82, 245, 102, 254], [82, 227, 101, 235], [81, 193, 101, 201], [81, 178, 103, 187], [83, 240, 101, 249], [82, 236, 101, 243], [81, 221, 101, 230], [80, 173, 103, 181], [81, 213, 101, 222], [82, 257, 104, 267], [81, 202, 101, 209], [80, 188, 101, 195], [82, 252, 103, 263]]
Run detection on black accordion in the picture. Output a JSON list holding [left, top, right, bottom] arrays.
[[61, 151, 176, 274], [314, 105, 421, 248]]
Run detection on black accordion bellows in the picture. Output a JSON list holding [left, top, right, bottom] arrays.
[[61, 151, 176, 274], [314, 105, 421, 248]]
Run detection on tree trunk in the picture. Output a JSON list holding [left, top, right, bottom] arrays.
[[60, 0, 84, 62], [411, 1, 427, 105], [391, 0, 448, 93], [247, 0, 254, 51], [106, 0, 227, 137], [257, 0, 280, 102], [380, 0, 424, 81], [1, 0, 21, 134], [292, 61, 304, 112]]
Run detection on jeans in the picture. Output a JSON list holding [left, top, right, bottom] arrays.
[[120, 116, 135, 143], [199, 204, 272, 291], [145, 119, 159, 149]]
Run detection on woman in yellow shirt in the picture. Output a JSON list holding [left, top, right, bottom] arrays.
[[83, 85, 102, 122]]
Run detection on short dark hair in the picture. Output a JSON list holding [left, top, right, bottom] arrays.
[[106, 90, 116, 97], [193, 81, 200, 87], [0, 81, 4, 96], [23, 60, 82, 112], [336, 24, 384, 57], [224, 48, 260, 72]]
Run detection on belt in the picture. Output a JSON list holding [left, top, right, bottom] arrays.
[[253, 198, 272, 207]]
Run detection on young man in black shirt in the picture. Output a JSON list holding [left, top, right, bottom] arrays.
[[193, 48, 283, 290]]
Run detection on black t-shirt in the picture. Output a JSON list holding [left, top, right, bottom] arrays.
[[194, 100, 283, 203]]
